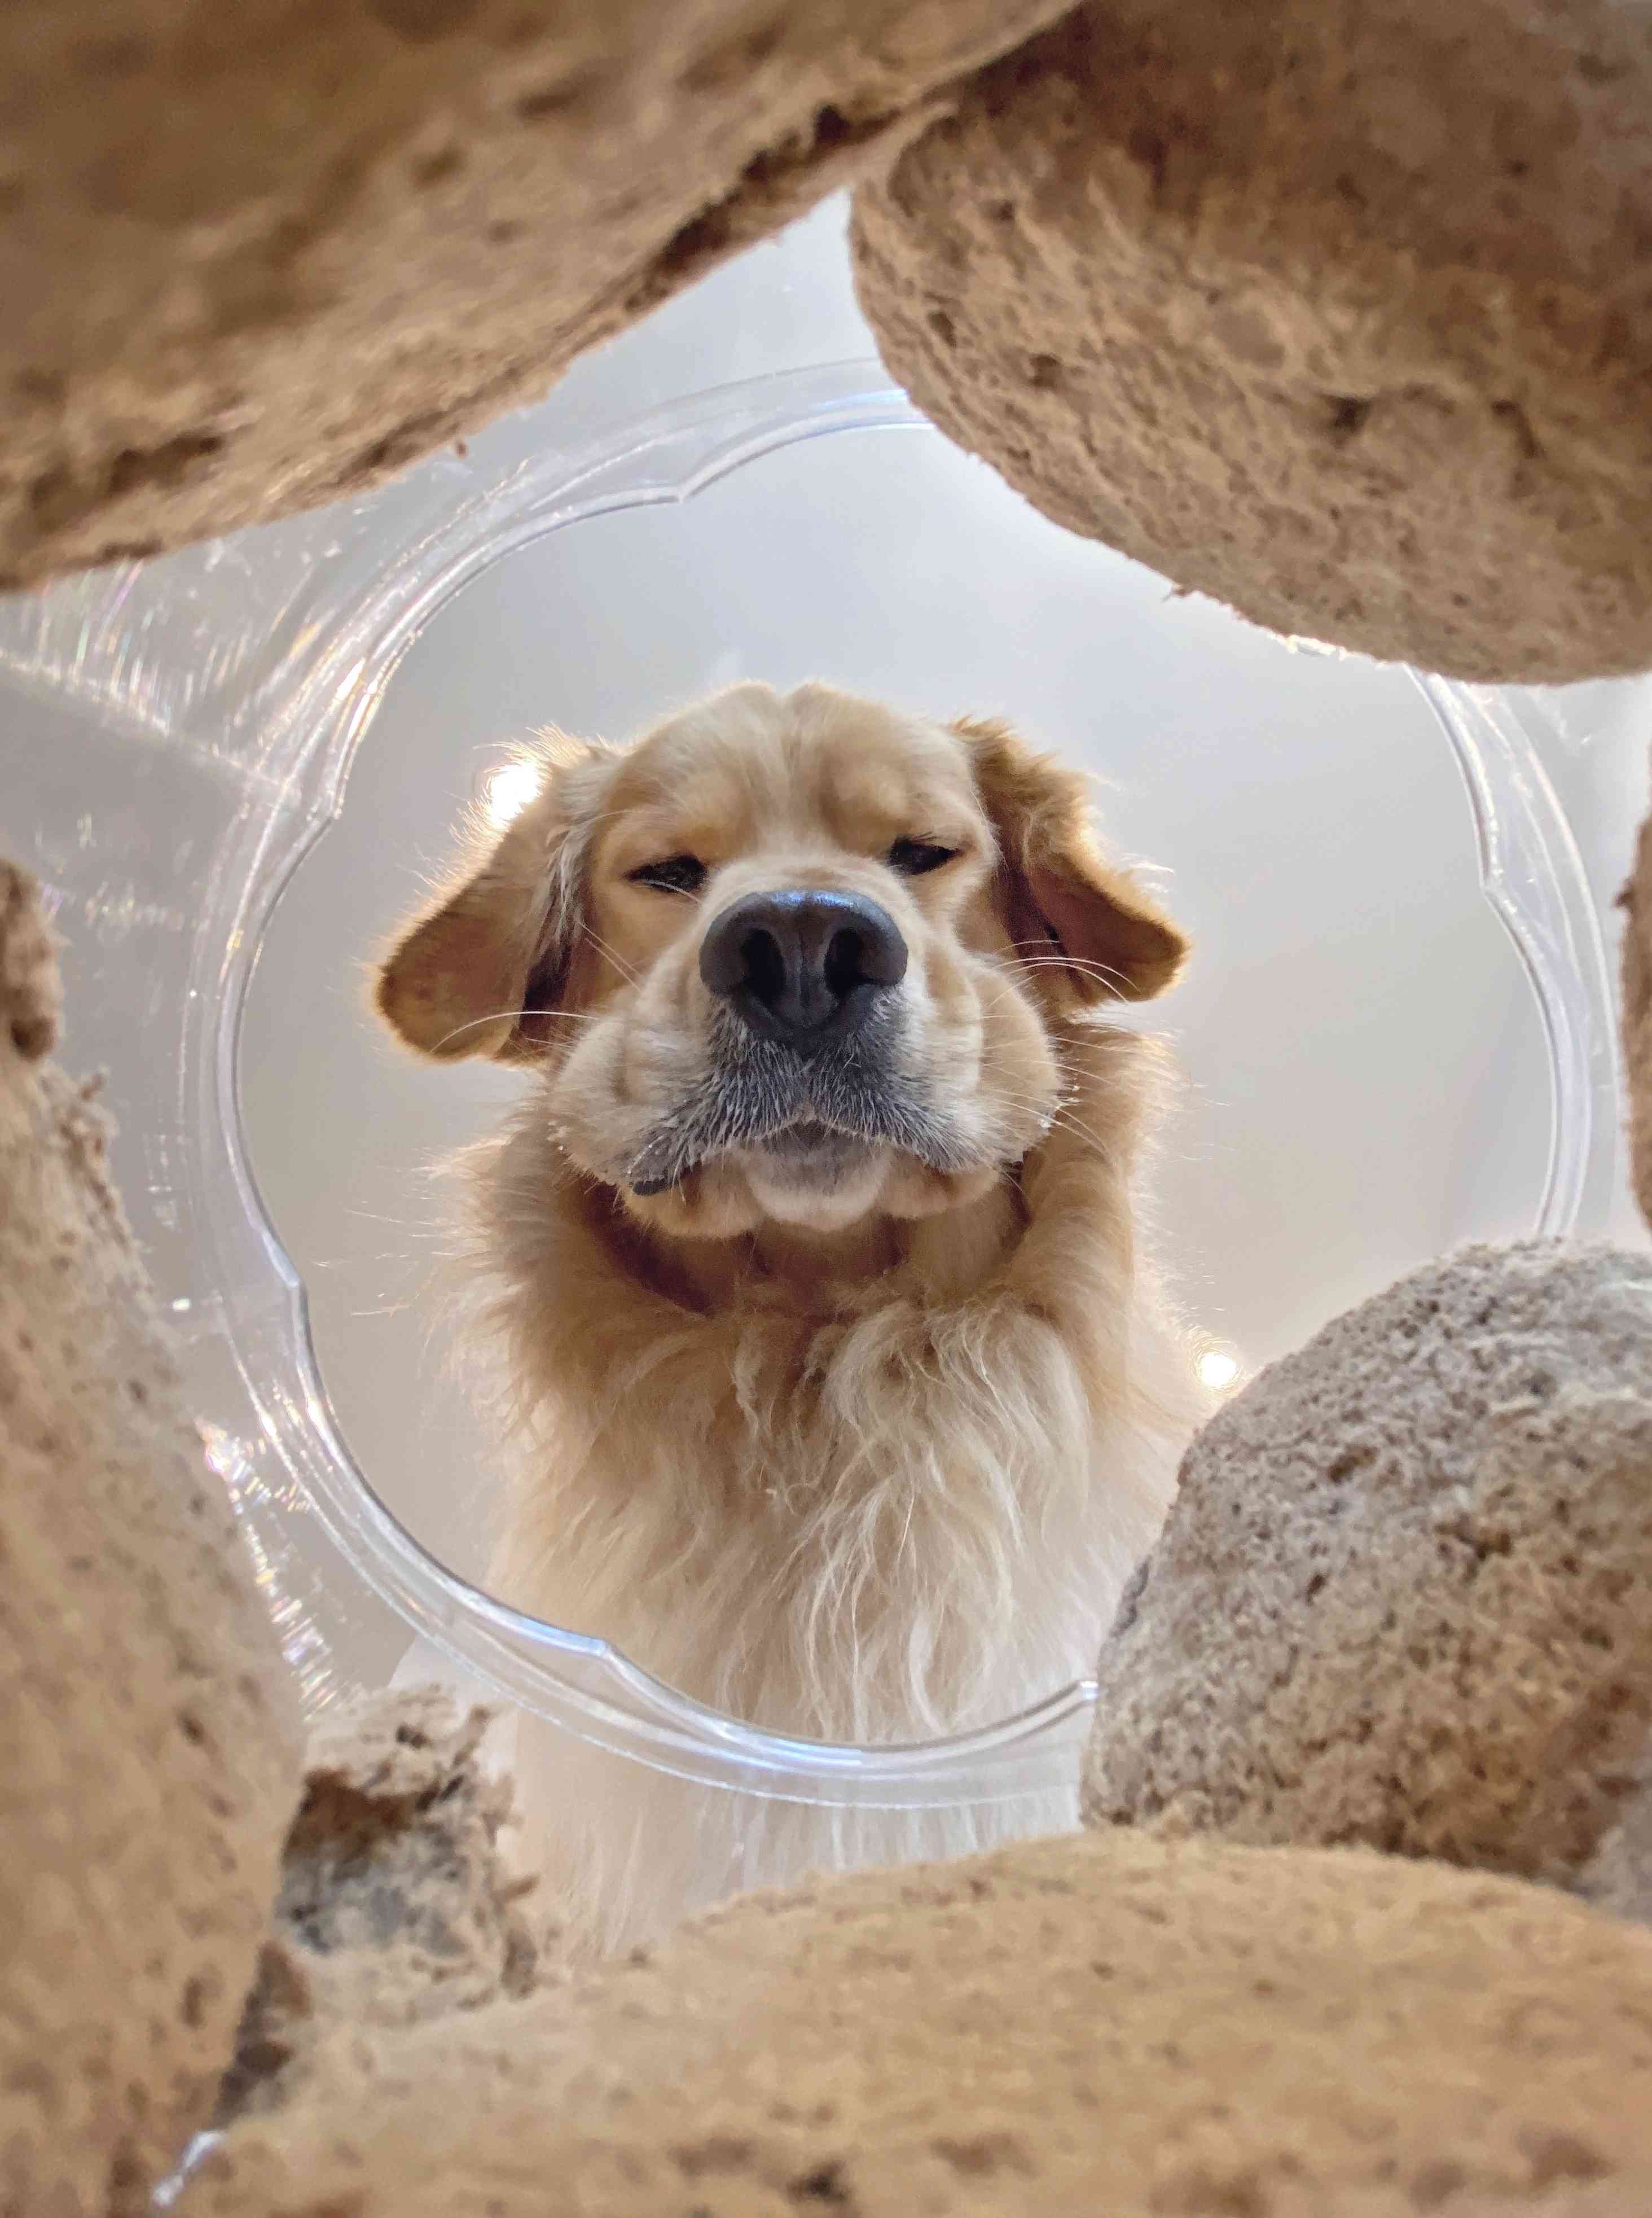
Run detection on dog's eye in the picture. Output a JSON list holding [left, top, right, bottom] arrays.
[[629, 854, 707, 896], [887, 838, 959, 878]]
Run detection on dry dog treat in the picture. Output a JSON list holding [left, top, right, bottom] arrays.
[[184, 1830, 1652, 2217], [1083, 1241, 1652, 1902], [0, 861, 301, 2216], [853, 0, 1652, 681], [217, 1687, 541, 2124], [1, 0, 1069, 586]]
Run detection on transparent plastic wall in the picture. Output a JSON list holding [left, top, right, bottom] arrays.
[[1, 201, 1642, 1838]]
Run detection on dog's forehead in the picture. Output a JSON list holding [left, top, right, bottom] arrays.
[[612, 683, 980, 841]]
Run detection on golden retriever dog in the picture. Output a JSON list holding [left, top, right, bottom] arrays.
[[376, 680, 1205, 1958]]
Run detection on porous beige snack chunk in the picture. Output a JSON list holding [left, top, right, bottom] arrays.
[[0, 861, 301, 2216], [184, 1830, 1652, 2218], [853, 0, 1652, 681], [1, 0, 1070, 586], [217, 1686, 541, 2124], [1082, 1242, 1652, 1909]]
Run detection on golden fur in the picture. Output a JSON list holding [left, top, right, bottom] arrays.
[[377, 681, 1205, 1957]]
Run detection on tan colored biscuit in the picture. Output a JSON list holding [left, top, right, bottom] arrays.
[[853, 0, 1652, 681], [217, 1687, 541, 2125], [1, 0, 1069, 586], [1083, 1241, 1652, 1908], [0, 861, 301, 2215], [187, 1829, 1652, 2217]]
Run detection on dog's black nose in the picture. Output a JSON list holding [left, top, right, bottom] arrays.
[[699, 889, 908, 1047]]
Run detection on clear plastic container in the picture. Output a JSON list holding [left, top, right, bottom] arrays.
[[0, 360, 1627, 1847]]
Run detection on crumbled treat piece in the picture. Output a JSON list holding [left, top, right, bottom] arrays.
[[0, 860, 302, 2216], [183, 1831, 1652, 2218], [1, 0, 1071, 585], [0, 862, 61, 1059], [854, 0, 1652, 681], [1082, 1242, 1652, 1897], [216, 1686, 542, 2123]]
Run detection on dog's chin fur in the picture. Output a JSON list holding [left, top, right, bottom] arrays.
[[377, 681, 1207, 1961], [730, 1134, 907, 1231], [614, 1133, 1007, 1242]]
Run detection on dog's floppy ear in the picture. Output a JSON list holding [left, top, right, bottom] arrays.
[[955, 716, 1188, 1005], [376, 736, 608, 1063]]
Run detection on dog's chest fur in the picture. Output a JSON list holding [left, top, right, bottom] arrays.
[[462, 1106, 1188, 1956], [480, 1156, 1146, 1736]]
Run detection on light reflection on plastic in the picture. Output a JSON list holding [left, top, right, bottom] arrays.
[[1197, 1349, 1241, 1393], [199, 1419, 339, 1710]]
